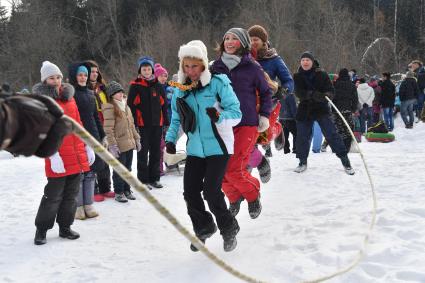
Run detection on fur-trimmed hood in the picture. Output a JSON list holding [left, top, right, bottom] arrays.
[[177, 40, 211, 87], [32, 82, 75, 101]]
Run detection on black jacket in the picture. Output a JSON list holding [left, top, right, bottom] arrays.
[[379, 79, 396, 108], [333, 78, 358, 112], [399, 78, 419, 102], [127, 77, 168, 127], [293, 65, 335, 121], [69, 62, 106, 172]]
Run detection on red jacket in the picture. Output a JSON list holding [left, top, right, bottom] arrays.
[[32, 82, 91, 178]]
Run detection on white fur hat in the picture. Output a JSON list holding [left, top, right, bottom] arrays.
[[40, 61, 63, 82], [177, 40, 211, 86]]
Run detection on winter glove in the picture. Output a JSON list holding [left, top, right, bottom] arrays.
[[102, 136, 109, 148], [108, 144, 120, 158], [362, 103, 369, 108], [257, 116, 270, 133], [205, 107, 220, 123], [85, 146, 96, 166], [136, 139, 142, 152], [312, 91, 328, 103], [50, 152, 66, 174], [165, 142, 176, 154], [0, 94, 72, 158]]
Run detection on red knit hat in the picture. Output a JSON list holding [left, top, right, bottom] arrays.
[[154, 63, 168, 78]]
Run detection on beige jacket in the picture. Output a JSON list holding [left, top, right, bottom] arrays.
[[102, 103, 140, 152]]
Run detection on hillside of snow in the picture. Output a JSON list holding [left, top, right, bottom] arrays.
[[0, 116, 424, 283]]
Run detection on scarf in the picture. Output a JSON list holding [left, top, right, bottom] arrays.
[[257, 47, 278, 60], [114, 99, 126, 112], [221, 52, 241, 71]]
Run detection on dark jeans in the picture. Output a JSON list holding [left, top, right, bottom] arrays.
[[35, 173, 81, 231], [76, 170, 96, 206], [401, 99, 416, 126], [113, 150, 133, 194], [296, 115, 347, 162], [416, 92, 425, 117], [359, 106, 373, 133], [382, 107, 394, 130], [183, 155, 235, 235], [96, 165, 111, 194], [137, 126, 162, 184], [282, 119, 297, 152]]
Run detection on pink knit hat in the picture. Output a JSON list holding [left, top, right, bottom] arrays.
[[154, 63, 168, 78]]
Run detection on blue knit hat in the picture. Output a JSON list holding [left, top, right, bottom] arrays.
[[77, 65, 88, 75], [137, 56, 154, 72]]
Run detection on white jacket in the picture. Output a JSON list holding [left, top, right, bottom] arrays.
[[357, 83, 375, 107]]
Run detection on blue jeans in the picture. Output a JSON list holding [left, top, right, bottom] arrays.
[[401, 99, 416, 126], [416, 92, 425, 117], [76, 170, 96, 206], [382, 107, 394, 130], [296, 116, 347, 162], [359, 106, 373, 133], [311, 121, 323, 153]]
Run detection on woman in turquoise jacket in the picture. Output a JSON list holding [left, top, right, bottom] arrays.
[[165, 40, 242, 252]]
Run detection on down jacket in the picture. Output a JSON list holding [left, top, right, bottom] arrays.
[[32, 82, 90, 178]]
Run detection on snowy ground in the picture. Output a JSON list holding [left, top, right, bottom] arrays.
[[1, 116, 425, 283]]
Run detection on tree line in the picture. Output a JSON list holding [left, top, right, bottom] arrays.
[[0, 0, 424, 89]]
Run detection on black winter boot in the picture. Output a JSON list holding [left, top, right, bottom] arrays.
[[190, 222, 218, 252], [222, 218, 240, 252], [59, 227, 80, 240], [257, 156, 271, 183], [34, 229, 47, 245], [340, 155, 355, 175], [228, 197, 244, 217], [248, 196, 262, 219]]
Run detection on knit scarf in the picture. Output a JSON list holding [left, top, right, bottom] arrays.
[[114, 99, 126, 112], [257, 47, 278, 60], [221, 52, 241, 71]]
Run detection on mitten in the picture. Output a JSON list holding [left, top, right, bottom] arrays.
[[86, 146, 95, 166], [206, 107, 220, 123], [50, 152, 66, 173], [108, 144, 120, 158], [136, 139, 142, 152], [165, 142, 176, 154], [257, 116, 270, 133]]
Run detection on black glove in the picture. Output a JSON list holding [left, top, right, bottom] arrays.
[[165, 142, 176, 154], [362, 103, 368, 108], [311, 91, 328, 103], [206, 107, 220, 123], [0, 94, 72, 158]]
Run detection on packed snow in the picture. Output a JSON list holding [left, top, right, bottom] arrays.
[[0, 116, 424, 283]]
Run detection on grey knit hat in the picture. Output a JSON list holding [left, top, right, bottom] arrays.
[[224, 28, 251, 49], [106, 81, 124, 97]]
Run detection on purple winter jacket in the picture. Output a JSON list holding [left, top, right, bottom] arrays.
[[211, 54, 272, 127]]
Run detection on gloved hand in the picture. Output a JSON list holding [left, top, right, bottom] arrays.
[[0, 94, 72, 158], [136, 139, 142, 152], [165, 142, 176, 154], [362, 103, 369, 108], [50, 152, 66, 173], [108, 144, 120, 158], [102, 136, 109, 148], [86, 146, 95, 166], [257, 116, 270, 133], [206, 107, 220, 123], [312, 91, 328, 103]]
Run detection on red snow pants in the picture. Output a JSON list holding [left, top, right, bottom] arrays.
[[222, 126, 260, 203]]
